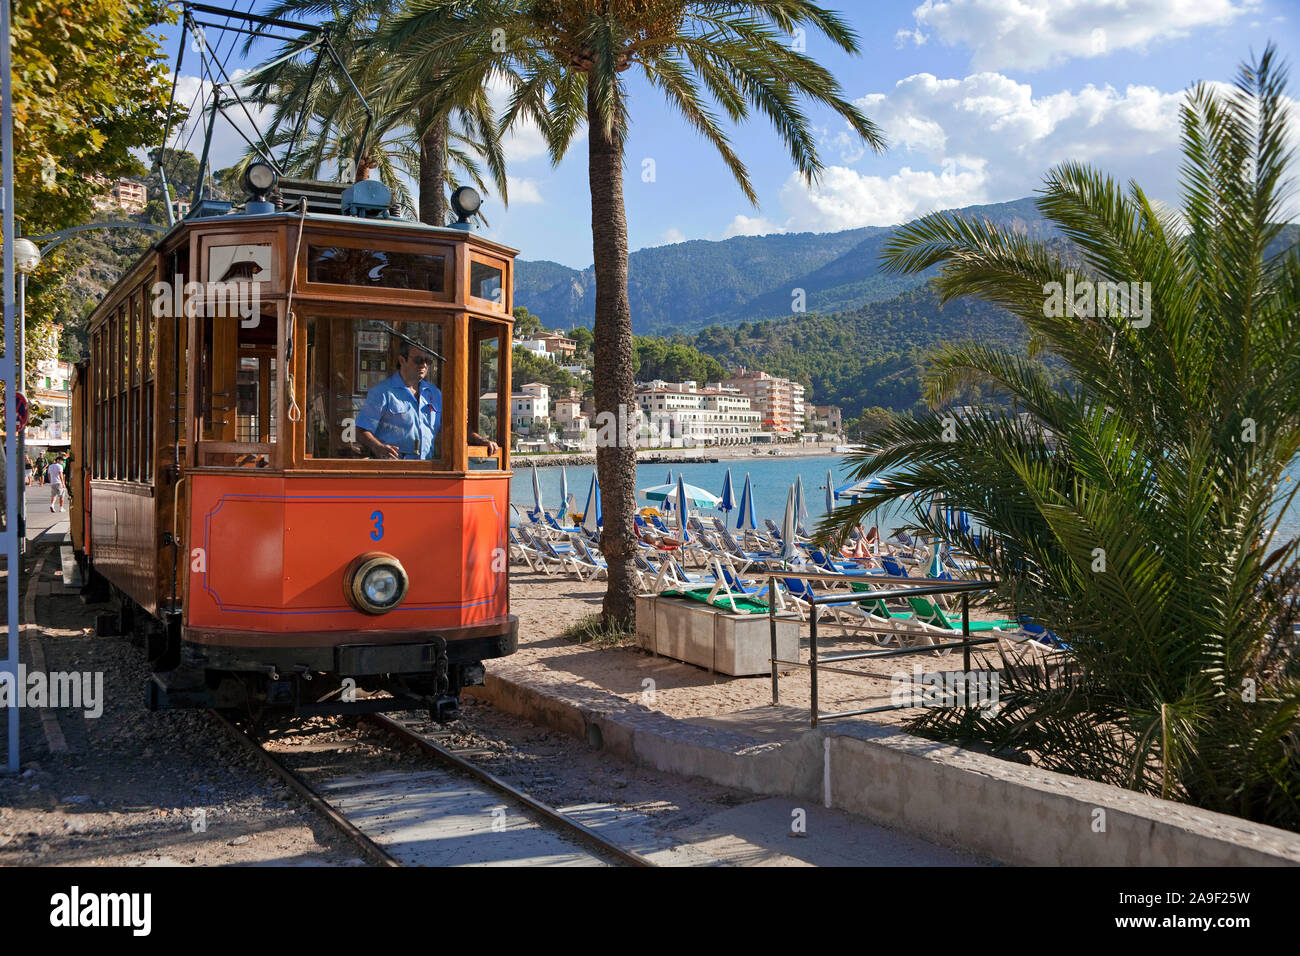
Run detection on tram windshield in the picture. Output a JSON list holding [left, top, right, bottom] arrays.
[[304, 316, 447, 462]]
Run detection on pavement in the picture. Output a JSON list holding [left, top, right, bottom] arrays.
[[22, 484, 71, 545]]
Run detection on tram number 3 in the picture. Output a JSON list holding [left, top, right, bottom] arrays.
[[370, 510, 384, 541]]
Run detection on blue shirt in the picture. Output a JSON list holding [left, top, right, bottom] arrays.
[[356, 372, 442, 459]]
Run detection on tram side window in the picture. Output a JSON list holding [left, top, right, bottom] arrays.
[[469, 260, 503, 304], [470, 320, 507, 469], [195, 306, 279, 466], [305, 316, 444, 462]]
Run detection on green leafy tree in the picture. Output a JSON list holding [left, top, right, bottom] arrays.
[[512, 305, 545, 337], [10, 0, 171, 235], [822, 48, 1300, 829], [568, 325, 593, 357], [389, 1, 884, 626], [4, 0, 169, 383]]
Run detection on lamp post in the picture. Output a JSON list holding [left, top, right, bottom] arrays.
[[13, 236, 40, 553]]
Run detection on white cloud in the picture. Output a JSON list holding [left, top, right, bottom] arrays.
[[894, 28, 928, 49], [722, 214, 787, 238], [507, 176, 544, 204], [910, 0, 1255, 71], [777, 71, 1192, 229], [779, 160, 989, 232], [659, 226, 686, 244]]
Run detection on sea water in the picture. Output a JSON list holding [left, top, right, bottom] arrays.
[[510, 454, 1300, 543]]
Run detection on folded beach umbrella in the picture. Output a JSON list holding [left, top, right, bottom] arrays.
[[736, 473, 757, 531], [557, 467, 569, 520], [793, 473, 809, 533], [581, 473, 602, 536], [825, 469, 834, 515], [780, 485, 798, 563], [718, 469, 735, 514], [665, 469, 673, 485], [530, 459, 544, 515], [676, 473, 689, 534]]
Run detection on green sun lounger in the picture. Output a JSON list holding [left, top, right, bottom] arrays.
[[905, 595, 1017, 632], [663, 587, 770, 615]]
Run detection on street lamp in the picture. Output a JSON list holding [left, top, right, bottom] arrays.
[[13, 237, 40, 274], [13, 235, 41, 552]]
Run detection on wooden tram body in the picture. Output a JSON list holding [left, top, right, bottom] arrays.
[[69, 182, 517, 718]]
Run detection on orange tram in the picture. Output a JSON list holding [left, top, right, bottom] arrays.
[[69, 169, 517, 720]]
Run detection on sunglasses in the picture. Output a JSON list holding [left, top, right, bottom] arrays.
[[408, 355, 433, 366]]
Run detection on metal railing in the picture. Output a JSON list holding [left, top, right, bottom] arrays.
[[767, 571, 1001, 727]]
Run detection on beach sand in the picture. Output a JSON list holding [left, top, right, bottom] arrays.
[[502, 569, 1010, 729]]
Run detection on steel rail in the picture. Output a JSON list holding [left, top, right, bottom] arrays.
[[211, 711, 401, 867], [368, 713, 656, 868]]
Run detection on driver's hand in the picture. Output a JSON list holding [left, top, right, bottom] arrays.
[[381, 443, 401, 460], [486, 440, 500, 456]]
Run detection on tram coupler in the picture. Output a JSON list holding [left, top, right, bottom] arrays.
[[431, 696, 460, 723]]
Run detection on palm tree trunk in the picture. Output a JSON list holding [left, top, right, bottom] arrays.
[[586, 82, 637, 628], [418, 108, 449, 226]]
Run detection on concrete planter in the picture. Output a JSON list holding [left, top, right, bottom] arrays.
[[636, 594, 800, 677]]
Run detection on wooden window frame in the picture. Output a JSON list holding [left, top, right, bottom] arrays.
[[297, 232, 457, 306], [469, 318, 510, 470], [466, 251, 510, 314], [290, 301, 462, 473]]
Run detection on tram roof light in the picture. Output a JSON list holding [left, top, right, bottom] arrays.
[[242, 161, 278, 200], [449, 186, 481, 226]]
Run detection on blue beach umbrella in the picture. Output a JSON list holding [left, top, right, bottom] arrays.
[[825, 469, 834, 515], [530, 460, 544, 515], [665, 469, 673, 485], [736, 473, 757, 531], [718, 469, 735, 514], [581, 473, 602, 535], [557, 467, 569, 520]]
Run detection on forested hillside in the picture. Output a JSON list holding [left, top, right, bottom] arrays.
[[514, 197, 1053, 333]]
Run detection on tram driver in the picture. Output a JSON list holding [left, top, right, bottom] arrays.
[[356, 338, 499, 460]]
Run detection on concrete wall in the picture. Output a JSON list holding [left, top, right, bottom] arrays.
[[471, 660, 1300, 866], [823, 722, 1300, 866]]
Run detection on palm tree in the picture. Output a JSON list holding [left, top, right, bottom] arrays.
[[246, 0, 506, 224], [384, 0, 884, 626], [821, 47, 1300, 828]]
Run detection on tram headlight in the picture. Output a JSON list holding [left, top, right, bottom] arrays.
[[242, 160, 278, 201], [344, 553, 409, 615], [450, 185, 481, 223]]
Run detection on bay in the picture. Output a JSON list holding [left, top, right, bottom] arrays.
[[510, 454, 1300, 543]]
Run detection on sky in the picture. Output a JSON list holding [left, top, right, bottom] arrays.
[[156, 0, 1300, 269]]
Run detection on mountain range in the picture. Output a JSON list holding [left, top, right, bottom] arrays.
[[513, 197, 1055, 334]]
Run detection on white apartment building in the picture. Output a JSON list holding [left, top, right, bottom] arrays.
[[634, 380, 763, 446], [482, 381, 550, 434], [26, 358, 74, 450], [723, 368, 807, 437]]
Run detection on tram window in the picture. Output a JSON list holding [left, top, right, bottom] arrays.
[[306, 245, 446, 293], [304, 316, 445, 462], [195, 306, 279, 465], [469, 260, 503, 304], [236, 353, 277, 443], [471, 321, 506, 469]]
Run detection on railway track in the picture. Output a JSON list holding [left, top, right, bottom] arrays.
[[215, 710, 655, 867]]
